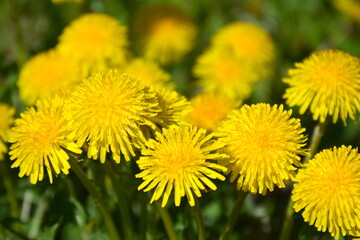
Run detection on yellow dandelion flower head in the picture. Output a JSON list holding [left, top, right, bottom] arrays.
[[333, 0, 360, 23], [185, 92, 241, 131], [18, 49, 81, 105], [212, 21, 275, 76], [136, 125, 227, 207], [134, 3, 197, 65], [9, 96, 82, 184], [215, 103, 308, 195], [194, 47, 258, 100], [283, 49, 360, 124], [57, 13, 128, 76], [152, 86, 190, 128], [66, 70, 159, 163], [0, 103, 15, 161], [292, 146, 360, 239], [121, 58, 171, 88]]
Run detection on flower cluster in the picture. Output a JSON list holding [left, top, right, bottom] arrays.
[[5, 5, 360, 239]]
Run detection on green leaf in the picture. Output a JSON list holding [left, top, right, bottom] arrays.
[[37, 222, 60, 240]]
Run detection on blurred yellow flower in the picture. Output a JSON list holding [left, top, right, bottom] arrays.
[[333, 0, 360, 23], [194, 48, 257, 100], [9, 97, 82, 184], [185, 93, 240, 131], [212, 21, 275, 77], [134, 3, 197, 65], [18, 49, 81, 105], [283, 49, 360, 124], [122, 58, 171, 88], [66, 70, 159, 163], [57, 13, 128, 77], [292, 146, 360, 239], [0, 103, 15, 161], [216, 103, 308, 195], [136, 125, 227, 207]]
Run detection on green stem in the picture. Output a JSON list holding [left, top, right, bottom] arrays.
[[0, 161, 20, 219], [154, 202, 179, 240], [278, 198, 295, 240], [193, 197, 206, 240], [304, 120, 328, 163], [103, 161, 133, 240], [69, 158, 121, 240], [139, 194, 147, 240], [0, 223, 7, 239], [219, 191, 248, 240], [28, 188, 54, 239], [279, 120, 328, 240]]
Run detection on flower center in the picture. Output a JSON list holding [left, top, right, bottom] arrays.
[[31, 120, 60, 152], [153, 19, 179, 41], [158, 142, 199, 176]]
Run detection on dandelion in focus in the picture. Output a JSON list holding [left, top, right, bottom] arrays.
[[283, 49, 360, 124], [0, 104, 15, 161], [9, 97, 82, 184], [292, 146, 360, 239], [136, 125, 227, 207], [185, 93, 240, 131], [57, 13, 128, 76], [134, 3, 197, 65], [216, 103, 308, 195], [194, 48, 257, 100], [18, 49, 81, 105], [66, 70, 159, 163]]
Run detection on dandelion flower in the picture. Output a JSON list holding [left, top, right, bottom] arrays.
[[141, 87, 190, 139], [283, 49, 360, 124], [194, 48, 257, 100], [9, 97, 82, 184], [57, 13, 128, 76], [212, 21, 275, 77], [216, 103, 308, 195], [0, 104, 15, 161], [292, 146, 360, 239], [122, 58, 171, 88], [153, 86, 190, 128], [18, 49, 81, 105], [185, 93, 240, 131], [134, 3, 197, 65], [136, 125, 227, 207], [66, 70, 159, 163]]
